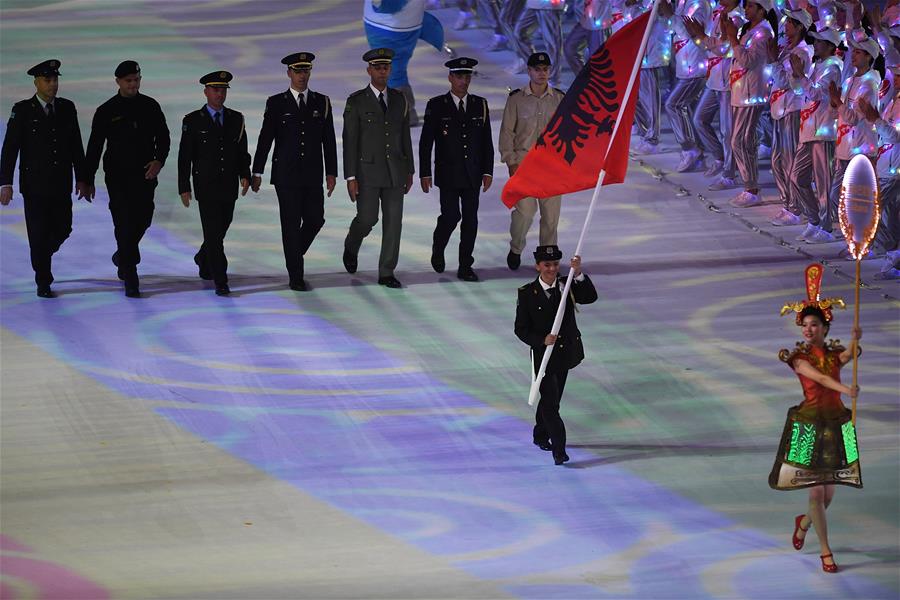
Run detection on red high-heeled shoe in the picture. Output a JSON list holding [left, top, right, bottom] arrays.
[[820, 553, 838, 573], [792, 514, 809, 550]]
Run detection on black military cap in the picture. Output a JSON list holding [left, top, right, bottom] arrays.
[[282, 52, 315, 71], [534, 245, 563, 262], [527, 52, 551, 67], [445, 56, 477, 73], [363, 47, 394, 65], [115, 60, 141, 78], [27, 59, 61, 78], [200, 70, 233, 88]]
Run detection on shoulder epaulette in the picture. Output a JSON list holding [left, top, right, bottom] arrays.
[[348, 88, 367, 99], [518, 283, 530, 291], [553, 87, 566, 95], [508, 89, 521, 97]]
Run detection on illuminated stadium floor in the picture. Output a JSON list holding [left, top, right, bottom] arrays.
[[1, 2, 898, 598]]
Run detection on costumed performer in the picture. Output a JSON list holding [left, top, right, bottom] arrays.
[[768, 263, 862, 574]]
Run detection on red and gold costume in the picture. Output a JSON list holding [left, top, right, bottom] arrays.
[[768, 264, 863, 490]]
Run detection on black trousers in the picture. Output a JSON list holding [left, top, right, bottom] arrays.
[[434, 186, 479, 269], [106, 177, 156, 284], [533, 368, 569, 455], [22, 193, 73, 287], [195, 186, 237, 286], [274, 185, 324, 282]]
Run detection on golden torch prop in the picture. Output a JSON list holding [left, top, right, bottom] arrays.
[[837, 154, 881, 424]]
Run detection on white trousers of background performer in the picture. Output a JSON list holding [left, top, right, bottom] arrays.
[[790, 140, 834, 227], [731, 104, 765, 190]]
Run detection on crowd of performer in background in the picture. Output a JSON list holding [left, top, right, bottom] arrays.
[[3, 0, 900, 302], [440, 0, 900, 266]]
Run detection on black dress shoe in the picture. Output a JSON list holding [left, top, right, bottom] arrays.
[[36, 286, 57, 298], [431, 249, 445, 273], [215, 284, 231, 296], [289, 280, 309, 291], [378, 276, 402, 288], [457, 267, 479, 282], [553, 452, 570, 465], [342, 249, 358, 274], [124, 286, 141, 298], [194, 253, 212, 280], [507, 251, 521, 270], [533, 440, 553, 452]]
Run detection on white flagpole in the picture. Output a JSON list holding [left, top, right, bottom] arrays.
[[528, 0, 661, 406]]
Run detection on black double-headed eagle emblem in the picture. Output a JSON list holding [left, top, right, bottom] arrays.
[[537, 48, 619, 165]]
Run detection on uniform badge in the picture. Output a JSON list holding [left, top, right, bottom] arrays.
[[312, 110, 320, 117]]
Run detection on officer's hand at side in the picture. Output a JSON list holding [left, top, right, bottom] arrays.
[[0, 187, 12, 206], [405, 173, 413, 194], [508, 163, 519, 177], [482, 175, 492, 192], [88, 185, 96, 201], [544, 333, 558, 346], [326, 175, 336, 198], [75, 181, 92, 203], [421, 177, 432, 193], [144, 160, 162, 180], [180, 192, 192, 208], [347, 179, 359, 203], [240, 178, 250, 197], [251, 175, 262, 193]]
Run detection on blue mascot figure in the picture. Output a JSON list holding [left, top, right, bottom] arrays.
[[364, 0, 447, 125]]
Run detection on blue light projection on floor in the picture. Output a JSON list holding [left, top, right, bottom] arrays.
[[0, 206, 891, 599]]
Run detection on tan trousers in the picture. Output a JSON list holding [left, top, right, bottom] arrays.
[[509, 195, 561, 255]]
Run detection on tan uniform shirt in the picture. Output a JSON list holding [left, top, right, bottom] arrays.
[[499, 84, 563, 167]]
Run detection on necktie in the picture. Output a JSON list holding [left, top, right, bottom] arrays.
[[298, 93, 306, 108], [549, 285, 561, 305], [46, 102, 55, 118], [378, 91, 387, 114], [458, 98, 465, 116], [214, 111, 222, 127]]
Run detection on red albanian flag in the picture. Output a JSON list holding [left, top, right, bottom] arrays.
[[501, 10, 650, 208]]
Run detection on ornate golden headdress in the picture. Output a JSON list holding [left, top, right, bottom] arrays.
[[780, 263, 846, 324]]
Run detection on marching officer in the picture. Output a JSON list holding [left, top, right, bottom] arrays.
[[0, 59, 89, 298], [177, 71, 251, 296], [419, 57, 494, 282], [499, 52, 564, 271], [252, 52, 337, 291], [515, 245, 598, 465], [85, 60, 170, 298], [342, 48, 415, 289]]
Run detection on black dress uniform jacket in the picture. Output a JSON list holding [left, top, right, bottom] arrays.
[[178, 106, 251, 194], [419, 92, 493, 189], [252, 90, 337, 185], [515, 275, 598, 373], [85, 93, 170, 184], [0, 96, 86, 195]]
